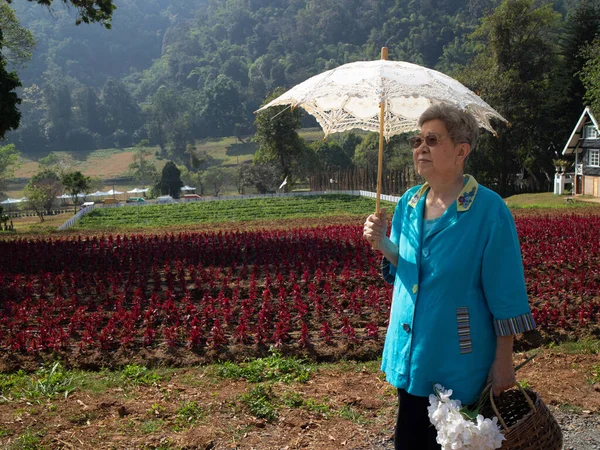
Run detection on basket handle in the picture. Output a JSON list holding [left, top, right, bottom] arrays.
[[488, 382, 537, 432]]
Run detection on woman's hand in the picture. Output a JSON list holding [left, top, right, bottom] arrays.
[[363, 208, 387, 247], [488, 335, 516, 396], [488, 358, 516, 397]]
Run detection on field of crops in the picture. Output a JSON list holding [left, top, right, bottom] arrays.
[[74, 195, 397, 229], [1, 212, 599, 369]]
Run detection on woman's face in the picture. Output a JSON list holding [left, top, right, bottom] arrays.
[[412, 119, 467, 180]]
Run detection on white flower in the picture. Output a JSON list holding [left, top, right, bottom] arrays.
[[428, 385, 506, 450]]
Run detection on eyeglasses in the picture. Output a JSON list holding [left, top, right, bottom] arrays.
[[408, 134, 448, 149]]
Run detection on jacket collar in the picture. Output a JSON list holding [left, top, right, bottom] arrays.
[[408, 174, 479, 212]]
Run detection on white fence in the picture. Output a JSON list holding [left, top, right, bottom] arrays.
[[57, 190, 401, 231]]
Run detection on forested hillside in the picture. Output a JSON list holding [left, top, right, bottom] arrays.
[[3, 0, 567, 152], [2, 0, 600, 197]]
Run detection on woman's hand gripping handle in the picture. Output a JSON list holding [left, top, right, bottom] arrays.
[[363, 208, 388, 249]]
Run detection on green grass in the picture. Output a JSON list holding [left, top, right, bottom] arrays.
[[193, 136, 255, 166], [280, 391, 331, 416], [8, 429, 44, 450], [547, 339, 600, 355], [0, 370, 29, 399], [558, 403, 583, 414], [174, 401, 205, 429], [119, 364, 166, 386], [0, 362, 77, 401], [73, 194, 396, 230], [172, 401, 205, 431], [239, 384, 278, 421], [76, 368, 124, 394], [26, 362, 76, 399], [140, 419, 165, 434], [147, 403, 166, 417], [213, 351, 314, 384], [517, 379, 532, 389], [504, 192, 598, 209], [591, 365, 600, 384], [0, 363, 174, 404], [299, 128, 326, 141], [319, 359, 381, 374], [336, 404, 368, 425]]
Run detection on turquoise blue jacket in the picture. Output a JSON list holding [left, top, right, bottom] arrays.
[[381, 175, 535, 405]]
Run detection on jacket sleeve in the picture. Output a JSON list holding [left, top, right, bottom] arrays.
[[481, 204, 536, 336]]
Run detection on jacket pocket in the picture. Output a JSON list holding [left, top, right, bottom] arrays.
[[456, 306, 472, 354]]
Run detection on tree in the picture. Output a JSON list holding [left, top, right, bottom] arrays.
[[72, 86, 103, 134], [4, 0, 116, 28], [156, 161, 183, 198], [254, 88, 307, 192], [457, 0, 563, 196], [339, 132, 363, 162], [0, 0, 116, 139], [0, 3, 35, 67], [201, 166, 233, 196], [87, 176, 104, 193], [179, 166, 204, 196], [560, 0, 600, 121], [0, 30, 21, 140], [145, 86, 193, 159], [62, 171, 90, 206], [38, 152, 73, 178], [200, 74, 248, 138], [101, 79, 143, 137], [310, 139, 353, 171], [0, 5, 32, 140], [43, 80, 73, 148], [24, 169, 62, 221], [128, 140, 158, 187], [352, 134, 408, 170], [8, 83, 47, 154], [0, 143, 20, 197], [581, 38, 600, 116], [239, 163, 281, 194]]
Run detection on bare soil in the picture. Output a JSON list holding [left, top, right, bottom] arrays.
[[0, 350, 598, 450]]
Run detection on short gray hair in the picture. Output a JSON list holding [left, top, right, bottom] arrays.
[[417, 103, 479, 151]]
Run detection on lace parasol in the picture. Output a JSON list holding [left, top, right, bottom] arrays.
[[257, 59, 506, 139]]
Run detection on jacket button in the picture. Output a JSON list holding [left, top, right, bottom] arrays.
[[422, 248, 430, 257], [412, 284, 418, 294], [402, 323, 411, 333]]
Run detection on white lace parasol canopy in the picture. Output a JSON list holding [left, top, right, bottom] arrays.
[[257, 60, 507, 139]]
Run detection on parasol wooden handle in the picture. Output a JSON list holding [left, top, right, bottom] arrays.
[[374, 47, 388, 249]]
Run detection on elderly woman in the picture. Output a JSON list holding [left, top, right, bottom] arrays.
[[363, 103, 535, 450]]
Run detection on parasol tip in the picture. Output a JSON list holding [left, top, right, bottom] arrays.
[[381, 47, 388, 60]]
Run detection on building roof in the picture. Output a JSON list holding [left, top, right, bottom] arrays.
[[563, 106, 600, 155]]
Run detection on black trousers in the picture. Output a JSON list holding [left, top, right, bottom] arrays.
[[394, 389, 442, 450]]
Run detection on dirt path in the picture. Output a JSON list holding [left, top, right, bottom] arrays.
[[0, 350, 598, 449]]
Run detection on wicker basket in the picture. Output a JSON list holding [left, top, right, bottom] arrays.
[[480, 384, 563, 450]]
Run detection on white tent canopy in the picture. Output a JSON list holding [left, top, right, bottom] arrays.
[[105, 189, 124, 195], [127, 188, 149, 194], [1, 197, 27, 204], [88, 191, 110, 197], [57, 193, 87, 199], [181, 185, 196, 191]]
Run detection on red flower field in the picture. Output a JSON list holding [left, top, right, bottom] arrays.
[[0, 215, 598, 369]]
